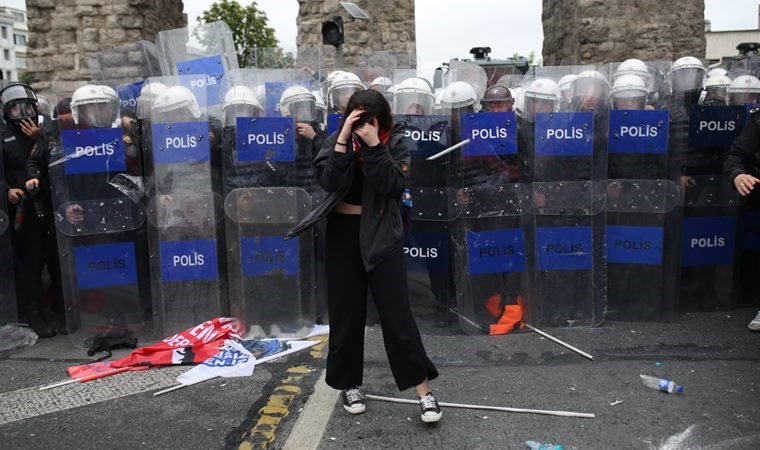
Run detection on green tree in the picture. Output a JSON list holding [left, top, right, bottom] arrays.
[[198, 0, 281, 67]]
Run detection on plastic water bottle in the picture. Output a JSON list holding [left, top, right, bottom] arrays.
[[525, 441, 564, 450], [640, 374, 683, 394]]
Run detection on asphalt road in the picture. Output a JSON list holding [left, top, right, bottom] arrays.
[[1, 309, 759, 450]]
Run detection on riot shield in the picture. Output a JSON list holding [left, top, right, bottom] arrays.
[[220, 69, 318, 338], [393, 70, 460, 329], [139, 76, 227, 336], [452, 107, 533, 334], [676, 105, 743, 310], [0, 155, 16, 325], [603, 61, 683, 320], [522, 66, 609, 327], [48, 86, 153, 348], [156, 21, 239, 116]]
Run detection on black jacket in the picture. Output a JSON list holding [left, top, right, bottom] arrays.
[[285, 123, 410, 272], [724, 109, 760, 185]]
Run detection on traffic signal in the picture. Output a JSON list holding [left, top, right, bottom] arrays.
[[321, 16, 344, 46]]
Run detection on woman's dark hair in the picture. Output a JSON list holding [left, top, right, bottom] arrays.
[[340, 89, 393, 134]]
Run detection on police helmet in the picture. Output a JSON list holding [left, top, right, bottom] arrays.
[[328, 72, 364, 113], [279, 85, 317, 122], [572, 70, 610, 98], [393, 77, 434, 115], [152, 85, 201, 122], [71, 84, 119, 128], [669, 56, 706, 92], [0, 83, 38, 127], [369, 76, 393, 92], [523, 78, 559, 120], [222, 85, 262, 127], [706, 68, 728, 79], [137, 81, 168, 119], [611, 74, 648, 109], [614, 59, 651, 82], [440, 81, 481, 112], [727, 75, 760, 106], [557, 74, 578, 101], [482, 85, 513, 111]]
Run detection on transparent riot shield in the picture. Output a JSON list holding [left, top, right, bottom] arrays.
[[48, 88, 153, 348], [606, 104, 681, 321], [393, 82, 460, 330], [221, 69, 318, 338], [675, 105, 744, 311], [156, 21, 239, 114], [523, 66, 609, 327], [139, 76, 227, 336], [0, 156, 16, 325], [453, 108, 533, 335]]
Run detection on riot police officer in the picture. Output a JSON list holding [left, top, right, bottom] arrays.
[[1, 83, 60, 337], [481, 85, 514, 113]]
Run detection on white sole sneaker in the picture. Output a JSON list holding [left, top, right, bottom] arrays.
[[343, 403, 366, 414], [421, 411, 442, 423]]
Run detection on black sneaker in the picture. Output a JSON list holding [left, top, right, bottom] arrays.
[[419, 392, 442, 423], [341, 387, 366, 414]]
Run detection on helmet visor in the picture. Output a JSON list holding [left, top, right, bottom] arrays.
[[393, 92, 433, 115], [671, 68, 704, 92]]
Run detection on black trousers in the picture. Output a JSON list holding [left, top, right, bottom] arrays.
[[325, 212, 438, 391]]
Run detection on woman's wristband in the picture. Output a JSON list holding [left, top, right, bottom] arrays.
[[335, 141, 347, 146]]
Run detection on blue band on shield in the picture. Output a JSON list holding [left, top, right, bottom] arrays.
[[160, 239, 219, 282], [607, 225, 664, 265], [236, 117, 295, 162], [467, 228, 526, 275], [681, 216, 736, 267], [536, 226, 593, 270], [535, 112, 594, 156], [62, 128, 126, 175], [74, 242, 138, 290], [608, 109, 669, 154], [241, 236, 299, 277], [151, 121, 211, 164]]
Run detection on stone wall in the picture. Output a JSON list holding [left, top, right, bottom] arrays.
[[296, 0, 416, 70], [26, 0, 186, 94], [543, 0, 706, 65]]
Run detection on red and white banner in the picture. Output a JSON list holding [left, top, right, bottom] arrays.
[[66, 317, 243, 382]]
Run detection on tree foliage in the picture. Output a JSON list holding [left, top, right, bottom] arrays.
[[198, 0, 281, 67]]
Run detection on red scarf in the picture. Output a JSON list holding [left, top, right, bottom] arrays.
[[352, 129, 391, 169]]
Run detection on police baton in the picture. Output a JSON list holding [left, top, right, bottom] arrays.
[[426, 138, 471, 161]]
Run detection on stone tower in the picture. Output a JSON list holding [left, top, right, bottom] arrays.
[[542, 0, 706, 65], [26, 0, 186, 94], [295, 0, 417, 69]]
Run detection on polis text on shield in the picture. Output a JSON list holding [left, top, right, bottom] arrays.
[[547, 127, 584, 140], [248, 133, 285, 145], [404, 129, 441, 142], [690, 236, 725, 248], [619, 125, 658, 137], [614, 239, 651, 250], [173, 253, 205, 267], [88, 258, 126, 270], [546, 242, 584, 254], [699, 120, 735, 132], [166, 135, 197, 149], [479, 245, 516, 257], [404, 246, 438, 258], [471, 127, 508, 140], [75, 142, 114, 157]]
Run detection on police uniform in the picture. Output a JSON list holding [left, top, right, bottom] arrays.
[[2, 117, 61, 337]]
